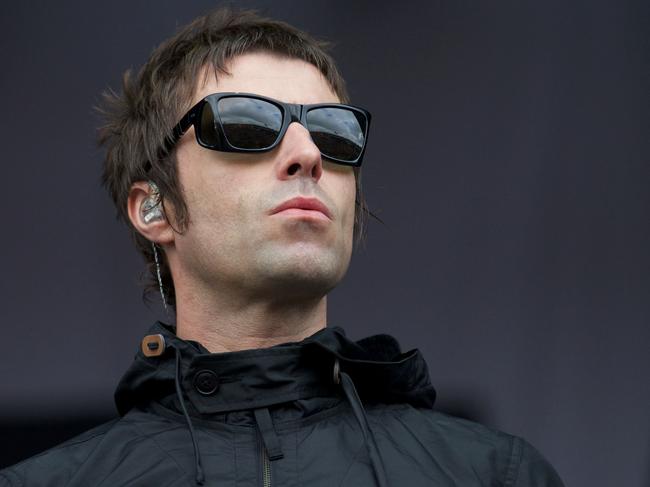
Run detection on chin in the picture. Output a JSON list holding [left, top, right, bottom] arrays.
[[257, 249, 350, 296]]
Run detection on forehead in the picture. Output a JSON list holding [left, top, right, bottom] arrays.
[[194, 52, 340, 106]]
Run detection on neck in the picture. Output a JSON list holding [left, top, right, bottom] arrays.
[[172, 280, 328, 353]]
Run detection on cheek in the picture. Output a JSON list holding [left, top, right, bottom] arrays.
[[344, 173, 357, 223], [178, 152, 248, 235], [179, 143, 233, 205], [330, 171, 357, 237], [195, 176, 253, 236]]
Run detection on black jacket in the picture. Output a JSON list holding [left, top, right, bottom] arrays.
[[1, 322, 564, 486]]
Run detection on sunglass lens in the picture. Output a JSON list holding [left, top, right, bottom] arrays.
[[217, 97, 282, 149], [199, 102, 221, 147], [306, 107, 366, 163]]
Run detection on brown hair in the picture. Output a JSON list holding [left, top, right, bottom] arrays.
[[98, 7, 369, 310]]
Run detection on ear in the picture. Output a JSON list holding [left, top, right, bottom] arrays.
[[127, 181, 175, 245]]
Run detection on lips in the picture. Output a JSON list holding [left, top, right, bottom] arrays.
[[270, 197, 332, 220]]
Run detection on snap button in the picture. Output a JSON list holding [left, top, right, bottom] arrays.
[[194, 370, 219, 395], [333, 358, 340, 385]]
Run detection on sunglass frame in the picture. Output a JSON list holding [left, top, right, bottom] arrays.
[[168, 92, 371, 167]]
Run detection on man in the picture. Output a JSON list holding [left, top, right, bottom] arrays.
[[1, 8, 564, 486]]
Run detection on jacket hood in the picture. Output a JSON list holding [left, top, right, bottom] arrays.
[[113, 322, 438, 485], [115, 321, 436, 417]]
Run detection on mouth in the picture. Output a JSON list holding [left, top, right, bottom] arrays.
[[270, 197, 332, 220]]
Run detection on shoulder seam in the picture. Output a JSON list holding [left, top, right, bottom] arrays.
[[3, 420, 118, 473], [71, 420, 186, 487], [132, 422, 186, 474], [63, 423, 122, 487], [503, 435, 523, 487], [121, 421, 187, 475], [58, 421, 119, 450]]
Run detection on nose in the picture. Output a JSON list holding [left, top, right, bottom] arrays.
[[274, 122, 323, 182]]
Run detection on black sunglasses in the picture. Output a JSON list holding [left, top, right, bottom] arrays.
[[167, 92, 371, 167]]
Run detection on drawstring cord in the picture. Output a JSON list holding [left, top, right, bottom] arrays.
[[336, 360, 390, 487], [170, 348, 386, 486], [174, 348, 205, 485]]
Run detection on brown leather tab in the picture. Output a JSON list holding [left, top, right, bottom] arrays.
[[141, 334, 166, 357]]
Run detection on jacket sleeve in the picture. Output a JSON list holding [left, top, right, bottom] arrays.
[[506, 437, 565, 487]]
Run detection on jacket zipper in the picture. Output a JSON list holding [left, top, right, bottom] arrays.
[[259, 432, 272, 487]]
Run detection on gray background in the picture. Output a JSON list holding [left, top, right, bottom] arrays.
[[1, 1, 648, 486]]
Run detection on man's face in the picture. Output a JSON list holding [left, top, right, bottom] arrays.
[[170, 52, 356, 301]]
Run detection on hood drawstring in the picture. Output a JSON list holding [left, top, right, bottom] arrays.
[[254, 407, 285, 460], [174, 347, 205, 485], [335, 359, 390, 487]]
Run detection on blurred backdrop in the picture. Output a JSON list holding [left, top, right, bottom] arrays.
[[1, 1, 648, 486]]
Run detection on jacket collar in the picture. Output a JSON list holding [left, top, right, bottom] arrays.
[[115, 321, 436, 417]]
